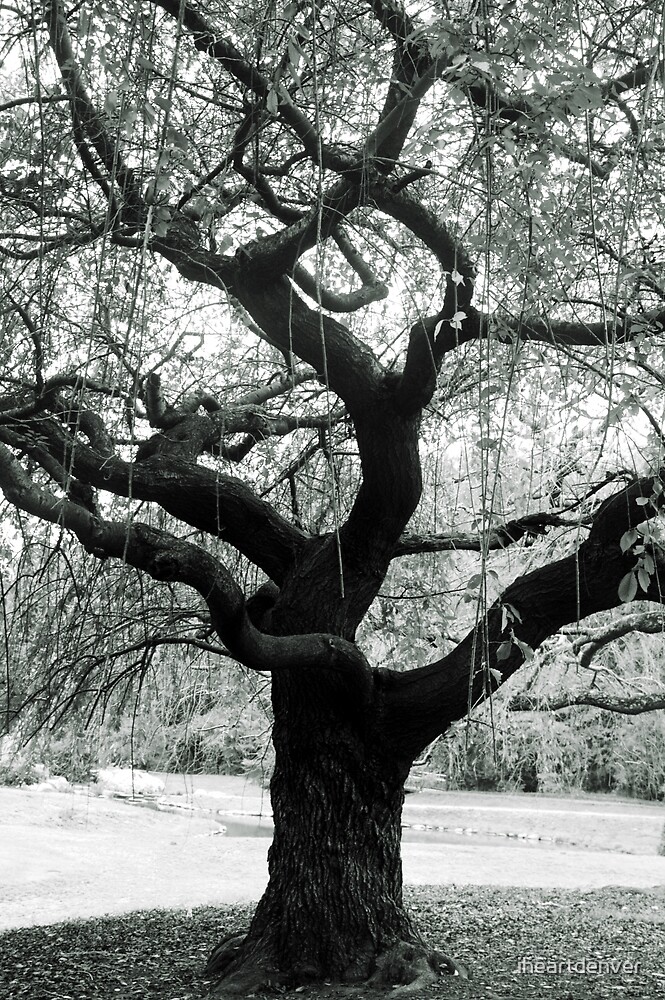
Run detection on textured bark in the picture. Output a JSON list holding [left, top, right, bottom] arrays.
[[230, 685, 410, 982], [205, 670, 458, 994], [509, 693, 665, 715]]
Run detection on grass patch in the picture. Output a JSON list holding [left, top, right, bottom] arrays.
[[1, 886, 664, 999]]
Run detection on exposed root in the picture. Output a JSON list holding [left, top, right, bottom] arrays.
[[205, 936, 468, 997], [203, 931, 247, 978], [209, 953, 281, 997]]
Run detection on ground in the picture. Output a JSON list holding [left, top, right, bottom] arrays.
[[0, 778, 664, 998]]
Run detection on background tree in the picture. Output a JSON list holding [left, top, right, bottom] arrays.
[[1, 0, 665, 993]]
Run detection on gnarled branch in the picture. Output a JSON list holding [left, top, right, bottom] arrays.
[[0, 441, 373, 693]]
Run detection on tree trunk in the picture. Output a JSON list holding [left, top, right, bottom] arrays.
[[204, 673, 453, 994]]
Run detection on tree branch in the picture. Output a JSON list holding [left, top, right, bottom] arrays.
[[0, 419, 307, 584], [377, 468, 665, 761], [232, 276, 384, 414], [44, 0, 142, 219], [573, 611, 665, 668], [395, 512, 580, 556], [0, 442, 373, 693], [443, 305, 665, 355], [509, 692, 665, 715], [292, 263, 388, 312], [150, 0, 352, 174]]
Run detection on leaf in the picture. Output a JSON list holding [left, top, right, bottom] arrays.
[[620, 529, 639, 553], [144, 101, 156, 127], [513, 637, 533, 661], [121, 108, 137, 140], [266, 89, 279, 115], [489, 667, 503, 684], [618, 572, 638, 603], [503, 602, 522, 624], [469, 56, 492, 74], [104, 90, 118, 116], [137, 54, 157, 71], [496, 640, 512, 661], [449, 310, 467, 330], [637, 566, 651, 592]]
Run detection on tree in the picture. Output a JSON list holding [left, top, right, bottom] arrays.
[[1, 0, 665, 992]]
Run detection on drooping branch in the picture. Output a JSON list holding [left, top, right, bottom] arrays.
[[0, 418, 307, 584], [0, 442, 373, 694]]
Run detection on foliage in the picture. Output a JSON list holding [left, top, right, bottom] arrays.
[[432, 622, 665, 799], [437, 704, 665, 800]]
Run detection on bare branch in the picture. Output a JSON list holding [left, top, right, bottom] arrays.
[[0, 94, 68, 113], [574, 611, 665, 668], [236, 369, 314, 406], [395, 512, 581, 557], [509, 692, 665, 715]]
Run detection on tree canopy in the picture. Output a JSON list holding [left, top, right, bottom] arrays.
[[1, 0, 665, 992]]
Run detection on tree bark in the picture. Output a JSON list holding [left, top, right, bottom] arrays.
[[205, 672, 453, 994]]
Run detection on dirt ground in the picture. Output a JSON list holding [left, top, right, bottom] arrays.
[[1, 778, 664, 931]]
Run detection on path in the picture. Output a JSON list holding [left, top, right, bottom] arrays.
[[1, 780, 664, 931]]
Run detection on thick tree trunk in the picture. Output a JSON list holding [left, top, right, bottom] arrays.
[[205, 673, 453, 994]]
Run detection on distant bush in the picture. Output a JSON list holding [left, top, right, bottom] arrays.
[[429, 704, 665, 800]]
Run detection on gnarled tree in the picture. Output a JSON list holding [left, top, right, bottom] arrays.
[[1, 0, 665, 993]]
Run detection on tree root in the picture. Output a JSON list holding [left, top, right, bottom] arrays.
[[205, 935, 468, 997], [203, 932, 247, 978]]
